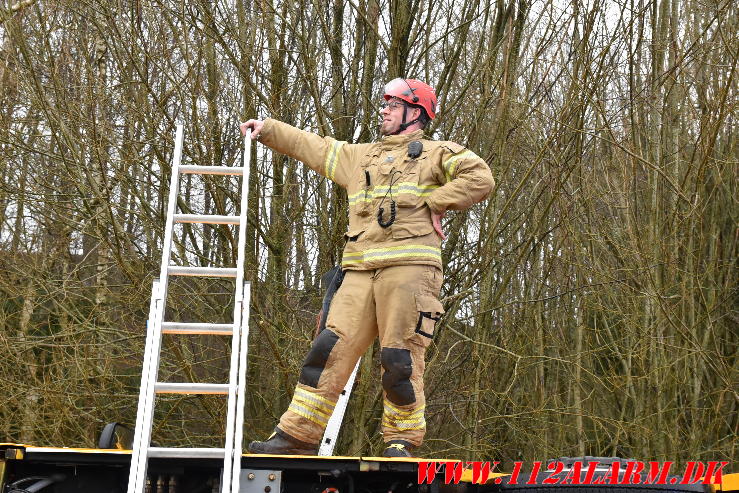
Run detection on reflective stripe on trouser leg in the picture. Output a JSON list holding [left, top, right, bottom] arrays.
[[278, 270, 378, 445], [286, 386, 336, 428], [382, 398, 426, 433]]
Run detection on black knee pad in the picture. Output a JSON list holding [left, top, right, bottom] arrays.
[[381, 347, 415, 406], [299, 329, 339, 388]]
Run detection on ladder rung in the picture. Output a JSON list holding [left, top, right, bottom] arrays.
[[179, 165, 244, 176], [155, 382, 230, 394], [148, 447, 226, 459], [167, 266, 237, 277], [174, 214, 240, 225], [162, 322, 233, 335]]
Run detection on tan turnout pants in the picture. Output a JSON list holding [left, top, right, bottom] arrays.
[[276, 264, 444, 448]]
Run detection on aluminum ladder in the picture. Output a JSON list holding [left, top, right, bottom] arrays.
[[318, 362, 359, 456], [127, 125, 253, 493]]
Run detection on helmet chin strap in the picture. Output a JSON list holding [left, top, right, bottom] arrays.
[[391, 105, 420, 135]]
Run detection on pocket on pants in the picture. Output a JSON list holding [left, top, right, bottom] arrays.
[[413, 294, 444, 346]]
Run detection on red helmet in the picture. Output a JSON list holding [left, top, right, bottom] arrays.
[[383, 78, 437, 119]]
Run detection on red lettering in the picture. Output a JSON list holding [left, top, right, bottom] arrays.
[[542, 461, 564, 484], [469, 462, 485, 484], [418, 461, 439, 484], [682, 462, 705, 484], [646, 461, 673, 484], [419, 461, 728, 487], [621, 461, 645, 484], [470, 461, 499, 484], [562, 462, 582, 485], [702, 461, 728, 484], [592, 472, 607, 485], [591, 462, 619, 485], [582, 461, 600, 484], [445, 461, 464, 484], [509, 461, 523, 484], [605, 462, 621, 484], [526, 461, 542, 484]]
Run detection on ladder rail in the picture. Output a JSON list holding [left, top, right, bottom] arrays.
[[127, 280, 162, 491], [133, 290, 165, 493], [318, 360, 360, 456], [222, 132, 252, 493], [231, 136, 253, 491], [231, 282, 252, 493], [157, 123, 185, 306], [129, 124, 185, 493]]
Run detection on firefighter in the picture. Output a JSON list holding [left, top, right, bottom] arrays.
[[240, 78, 494, 457]]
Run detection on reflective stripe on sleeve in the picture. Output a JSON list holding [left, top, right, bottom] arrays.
[[324, 140, 346, 181], [442, 150, 476, 182]]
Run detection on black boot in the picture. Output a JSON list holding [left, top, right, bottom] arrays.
[[248, 429, 318, 455], [383, 439, 414, 458]]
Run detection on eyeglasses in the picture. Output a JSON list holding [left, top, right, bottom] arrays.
[[380, 100, 406, 111]]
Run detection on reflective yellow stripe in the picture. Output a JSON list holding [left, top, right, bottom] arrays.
[[382, 418, 426, 431], [383, 416, 425, 428], [384, 411, 424, 420], [343, 244, 440, 258], [384, 399, 425, 415], [295, 387, 336, 408], [393, 183, 439, 195], [382, 414, 426, 430], [347, 189, 375, 205], [290, 399, 332, 420], [383, 415, 426, 425], [288, 388, 336, 426], [294, 388, 336, 414], [289, 403, 329, 426], [342, 245, 441, 266], [383, 399, 426, 430], [324, 140, 346, 181], [384, 403, 426, 419], [348, 183, 440, 205], [443, 150, 475, 182], [382, 401, 426, 430]]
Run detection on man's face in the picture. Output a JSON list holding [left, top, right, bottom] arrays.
[[379, 98, 419, 136]]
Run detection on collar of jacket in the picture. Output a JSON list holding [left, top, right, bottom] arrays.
[[379, 129, 425, 150]]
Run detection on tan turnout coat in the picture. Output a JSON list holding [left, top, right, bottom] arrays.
[[258, 118, 495, 269]]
